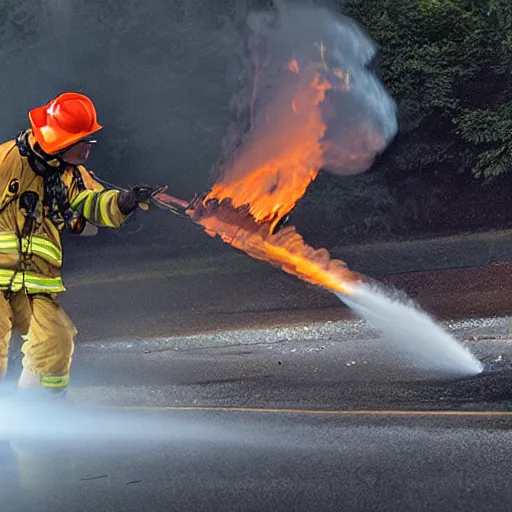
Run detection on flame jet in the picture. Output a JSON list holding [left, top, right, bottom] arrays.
[[155, 4, 397, 297]]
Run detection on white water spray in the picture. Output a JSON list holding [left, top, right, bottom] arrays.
[[338, 283, 483, 376]]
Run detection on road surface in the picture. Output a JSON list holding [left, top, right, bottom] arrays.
[[2, 329, 512, 512], [60, 241, 512, 341], [1, 250, 512, 511]]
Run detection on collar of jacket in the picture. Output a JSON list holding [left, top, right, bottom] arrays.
[[16, 130, 65, 177]]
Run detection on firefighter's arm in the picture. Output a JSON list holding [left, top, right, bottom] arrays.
[[68, 166, 127, 228]]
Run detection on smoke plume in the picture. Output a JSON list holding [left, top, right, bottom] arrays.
[[219, 2, 398, 187]]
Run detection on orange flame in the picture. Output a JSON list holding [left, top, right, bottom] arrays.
[[205, 63, 329, 233], [189, 200, 361, 296], [288, 59, 300, 74], [188, 50, 364, 296]]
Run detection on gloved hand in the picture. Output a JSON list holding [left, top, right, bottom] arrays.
[[117, 184, 157, 215]]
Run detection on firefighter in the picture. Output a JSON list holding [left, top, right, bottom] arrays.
[[0, 92, 157, 394]]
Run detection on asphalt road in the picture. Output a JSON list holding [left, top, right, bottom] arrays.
[[2, 249, 512, 512], [59, 240, 512, 342], [61, 248, 352, 341], [2, 334, 512, 512]]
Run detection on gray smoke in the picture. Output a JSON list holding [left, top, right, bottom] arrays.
[[0, 394, 225, 443], [221, 2, 398, 179], [0, 0, 235, 195]]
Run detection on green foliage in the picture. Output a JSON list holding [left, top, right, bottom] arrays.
[[342, 0, 511, 178], [456, 101, 512, 178]]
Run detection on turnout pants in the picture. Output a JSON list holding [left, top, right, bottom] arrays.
[[0, 291, 76, 391]]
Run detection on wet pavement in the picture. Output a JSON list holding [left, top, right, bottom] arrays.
[[1, 253, 512, 511], [2, 411, 512, 512], [68, 334, 511, 411], [2, 332, 512, 512]]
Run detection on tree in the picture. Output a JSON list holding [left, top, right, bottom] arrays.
[[341, 0, 511, 179], [454, 1, 512, 178]]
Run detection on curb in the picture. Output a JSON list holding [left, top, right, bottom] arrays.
[[331, 229, 512, 276]]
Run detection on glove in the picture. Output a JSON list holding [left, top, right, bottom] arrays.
[[117, 184, 156, 215]]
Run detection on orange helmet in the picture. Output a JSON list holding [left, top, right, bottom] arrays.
[[28, 92, 103, 154]]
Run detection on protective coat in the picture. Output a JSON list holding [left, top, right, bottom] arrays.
[[0, 132, 126, 293], [0, 131, 126, 389]]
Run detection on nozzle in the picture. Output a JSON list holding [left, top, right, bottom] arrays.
[[153, 192, 190, 210]]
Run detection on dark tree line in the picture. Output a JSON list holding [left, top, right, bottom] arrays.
[[297, 0, 512, 244]]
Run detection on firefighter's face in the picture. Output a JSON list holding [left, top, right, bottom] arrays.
[[60, 141, 92, 165]]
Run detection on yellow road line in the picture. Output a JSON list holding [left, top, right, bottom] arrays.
[[107, 405, 512, 417]]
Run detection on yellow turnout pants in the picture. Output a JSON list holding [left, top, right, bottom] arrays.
[[0, 291, 76, 391]]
